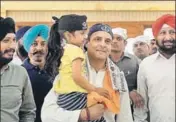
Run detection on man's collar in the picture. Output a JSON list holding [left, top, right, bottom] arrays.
[[23, 58, 47, 73], [123, 52, 132, 59], [109, 52, 132, 63], [0, 64, 10, 75], [154, 51, 175, 60], [23, 58, 37, 70]]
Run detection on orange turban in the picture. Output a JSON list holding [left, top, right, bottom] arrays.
[[152, 14, 175, 37]]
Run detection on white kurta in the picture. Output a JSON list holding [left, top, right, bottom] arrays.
[[134, 52, 175, 122], [41, 61, 133, 122]]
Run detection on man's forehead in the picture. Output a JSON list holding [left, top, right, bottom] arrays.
[[134, 41, 147, 45], [33, 36, 46, 43], [5, 33, 16, 38], [113, 34, 123, 38], [91, 31, 112, 39], [160, 25, 175, 31]]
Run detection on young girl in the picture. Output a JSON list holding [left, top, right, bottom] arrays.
[[45, 15, 119, 118]]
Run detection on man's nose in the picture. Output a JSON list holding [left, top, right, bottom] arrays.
[[136, 45, 142, 50], [36, 44, 43, 50], [100, 40, 107, 47], [165, 32, 172, 40], [112, 39, 118, 43], [9, 41, 16, 50]]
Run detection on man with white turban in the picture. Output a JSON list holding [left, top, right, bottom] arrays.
[[133, 35, 151, 60], [143, 28, 158, 54]]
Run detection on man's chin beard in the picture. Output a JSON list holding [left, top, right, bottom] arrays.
[[158, 47, 175, 55], [156, 40, 176, 55], [157, 44, 175, 55], [0, 56, 13, 66]]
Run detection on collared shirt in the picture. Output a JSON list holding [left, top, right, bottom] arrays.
[[134, 52, 175, 122], [1, 63, 36, 122], [22, 59, 53, 122], [111, 52, 139, 92], [41, 57, 133, 122]]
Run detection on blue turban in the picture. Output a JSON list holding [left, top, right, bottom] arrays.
[[16, 26, 31, 41], [23, 24, 49, 52], [88, 23, 113, 40]]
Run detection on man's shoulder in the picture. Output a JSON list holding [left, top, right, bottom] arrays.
[[140, 53, 158, 66], [9, 62, 27, 74], [124, 52, 139, 64], [125, 52, 136, 59]]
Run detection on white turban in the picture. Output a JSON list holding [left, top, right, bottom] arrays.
[[134, 35, 151, 46], [143, 28, 155, 40], [112, 27, 128, 40], [125, 38, 136, 55]]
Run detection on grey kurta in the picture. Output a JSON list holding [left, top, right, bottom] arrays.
[[1, 63, 36, 122]]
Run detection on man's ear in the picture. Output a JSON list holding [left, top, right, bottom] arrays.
[[124, 40, 127, 46]]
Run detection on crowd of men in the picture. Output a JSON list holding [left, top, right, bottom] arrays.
[[0, 14, 175, 122]]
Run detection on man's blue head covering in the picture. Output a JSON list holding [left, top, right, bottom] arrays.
[[16, 26, 31, 41], [88, 23, 113, 40], [23, 24, 49, 52]]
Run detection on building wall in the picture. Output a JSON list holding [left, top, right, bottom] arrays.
[[7, 11, 175, 22], [1, 1, 175, 37]]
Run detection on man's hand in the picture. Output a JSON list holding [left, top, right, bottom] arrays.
[[79, 104, 105, 121], [95, 88, 110, 99], [130, 90, 144, 108]]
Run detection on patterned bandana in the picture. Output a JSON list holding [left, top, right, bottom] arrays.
[[88, 23, 113, 40]]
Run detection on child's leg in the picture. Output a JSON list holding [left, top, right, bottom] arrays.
[[57, 92, 107, 122], [57, 92, 87, 110]]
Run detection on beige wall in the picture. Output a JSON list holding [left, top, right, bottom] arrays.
[[6, 11, 175, 22], [1, 1, 175, 38], [1, 1, 175, 22], [1, 1, 175, 11]]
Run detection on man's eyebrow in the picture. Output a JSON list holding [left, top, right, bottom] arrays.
[[4, 37, 11, 39], [95, 36, 102, 38], [105, 37, 112, 40]]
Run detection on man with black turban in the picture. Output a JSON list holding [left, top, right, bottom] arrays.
[[0, 17, 36, 122]]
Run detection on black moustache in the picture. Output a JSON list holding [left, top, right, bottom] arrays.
[[4, 48, 15, 54], [162, 40, 175, 44], [32, 51, 44, 55]]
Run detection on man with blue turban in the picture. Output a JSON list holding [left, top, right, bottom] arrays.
[[22, 24, 53, 122]]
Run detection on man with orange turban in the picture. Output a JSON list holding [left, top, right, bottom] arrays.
[[134, 14, 175, 122]]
